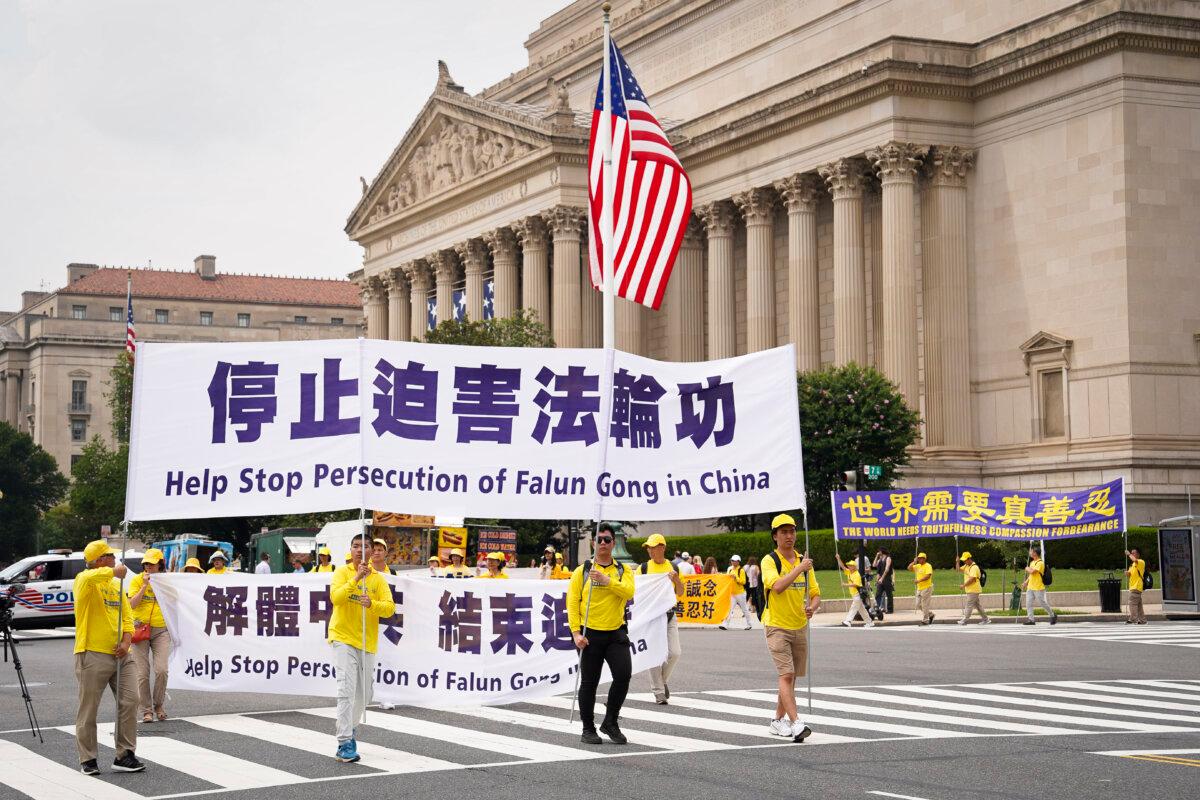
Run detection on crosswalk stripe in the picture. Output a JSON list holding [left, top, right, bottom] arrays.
[[186, 713, 460, 773], [716, 690, 1080, 736], [824, 686, 1194, 733], [1088, 682, 1200, 702], [298, 707, 591, 762], [1095, 747, 1200, 756], [1039, 681, 1200, 713], [648, 692, 975, 739], [76, 724, 303, 790], [0, 738, 143, 800], [525, 695, 864, 745], [956, 685, 1200, 725], [1129, 680, 1200, 694], [443, 703, 731, 752]]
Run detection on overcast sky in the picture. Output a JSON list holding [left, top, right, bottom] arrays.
[[0, 0, 566, 311]]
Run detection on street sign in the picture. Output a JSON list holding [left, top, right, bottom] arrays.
[[864, 465, 883, 480]]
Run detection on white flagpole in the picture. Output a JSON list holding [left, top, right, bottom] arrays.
[[601, 2, 616, 351]]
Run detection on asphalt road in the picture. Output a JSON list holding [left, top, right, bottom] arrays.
[[2, 620, 1199, 800]]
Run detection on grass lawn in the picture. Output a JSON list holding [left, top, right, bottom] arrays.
[[808, 568, 1127, 598]]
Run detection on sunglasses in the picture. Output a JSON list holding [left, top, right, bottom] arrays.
[[595, 536, 614, 544]]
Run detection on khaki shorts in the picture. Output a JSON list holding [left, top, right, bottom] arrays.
[[765, 625, 808, 677]]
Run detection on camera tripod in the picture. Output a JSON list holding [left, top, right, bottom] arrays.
[[1, 612, 43, 742]]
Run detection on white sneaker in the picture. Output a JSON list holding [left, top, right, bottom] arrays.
[[379, 702, 396, 710], [840, 621, 852, 628], [981, 618, 991, 625], [768, 718, 792, 736], [957, 619, 966, 625], [790, 718, 812, 739], [865, 622, 875, 628]]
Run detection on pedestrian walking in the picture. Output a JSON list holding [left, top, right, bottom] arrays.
[[956, 551, 990, 625], [569, 523, 636, 745], [639, 533, 684, 704], [677, 552, 696, 575], [760, 514, 820, 742], [745, 556, 763, 615], [254, 552, 272, 575], [836, 552, 874, 628], [720, 555, 753, 630], [872, 548, 894, 615], [206, 552, 230, 575], [329, 535, 396, 763], [128, 549, 171, 723], [692, 555, 704, 574], [1022, 546, 1057, 625], [1125, 548, 1148, 624], [907, 552, 935, 625], [74, 540, 143, 776]]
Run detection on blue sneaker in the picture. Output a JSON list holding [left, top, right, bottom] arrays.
[[335, 740, 360, 763]]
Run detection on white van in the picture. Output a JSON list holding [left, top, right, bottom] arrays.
[[0, 549, 143, 629]]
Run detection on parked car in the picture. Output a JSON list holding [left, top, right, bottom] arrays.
[[0, 548, 144, 629]]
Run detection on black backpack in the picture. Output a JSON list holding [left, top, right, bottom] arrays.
[[978, 567, 988, 588], [1042, 563, 1053, 587], [761, 552, 813, 611], [639, 561, 679, 575], [1139, 562, 1153, 590], [583, 560, 625, 581]]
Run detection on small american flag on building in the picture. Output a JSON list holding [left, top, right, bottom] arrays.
[[587, 37, 691, 310], [125, 272, 137, 361]]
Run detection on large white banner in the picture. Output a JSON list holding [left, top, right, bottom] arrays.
[[152, 572, 677, 706], [126, 340, 804, 521]]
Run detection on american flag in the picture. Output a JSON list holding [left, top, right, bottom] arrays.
[[125, 272, 136, 362], [588, 37, 691, 310]]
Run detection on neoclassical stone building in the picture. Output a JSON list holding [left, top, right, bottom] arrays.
[[346, 0, 1200, 525]]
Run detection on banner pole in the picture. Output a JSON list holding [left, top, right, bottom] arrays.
[[359, 507, 368, 733], [600, 2, 616, 350], [115, 518, 128, 749], [954, 535, 963, 620], [803, 512, 812, 717], [568, 571, 596, 724]]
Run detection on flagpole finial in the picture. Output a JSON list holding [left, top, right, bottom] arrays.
[[602, 2, 611, 13]]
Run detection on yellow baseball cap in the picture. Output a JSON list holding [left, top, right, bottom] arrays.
[[449, 548, 464, 558], [344, 553, 352, 562], [644, 533, 667, 548], [960, 551, 972, 560], [318, 547, 331, 557], [917, 552, 927, 559], [373, 538, 388, 548], [487, 551, 506, 561], [183, 557, 203, 572], [771, 513, 796, 530], [555, 553, 563, 561], [428, 555, 440, 563], [141, 548, 165, 564], [83, 540, 116, 563]]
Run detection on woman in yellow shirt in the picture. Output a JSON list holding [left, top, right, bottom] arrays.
[[128, 548, 171, 722], [477, 552, 509, 579]]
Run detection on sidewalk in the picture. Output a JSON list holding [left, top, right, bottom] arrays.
[[679, 605, 1199, 630]]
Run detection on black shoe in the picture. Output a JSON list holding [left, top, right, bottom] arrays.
[[1050, 613, 1058, 626], [1125, 620, 1134, 625], [664, 683, 670, 700], [928, 614, 936, 623], [600, 720, 628, 745], [1022, 620, 1036, 626], [112, 752, 146, 773], [580, 728, 603, 745], [80, 760, 100, 776], [792, 725, 812, 743]]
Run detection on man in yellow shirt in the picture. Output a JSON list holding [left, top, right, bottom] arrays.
[[441, 549, 473, 579], [955, 551, 989, 625], [569, 522, 636, 745], [1125, 548, 1147, 624], [760, 514, 820, 742], [128, 548, 171, 723], [73, 540, 142, 775], [551, 552, 571, 579], [329, 534, 396, 763], [836, 552, 874, 628], [477, 551, 509, 579], [639, 533, 684, 704], [720, 554, 753, 630], [206, 551, 229, 575], [311, 547, 335, 573], [1022, 546, 1057, 625], [907, 552, 935, 625]]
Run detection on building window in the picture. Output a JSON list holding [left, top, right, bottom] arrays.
[[237, 313, 250, 327], [331, 317, 343, 326], [1039, 369, 1065, 439], [1021, 331, 1073, 443], [155, 309, 169, 324], [71, 305, 87, 319], [200, 311, 213, 326], [294, 315, 307, 324], [109, 307, 122, 321], [71, 380, 87, 410], [71, 454, 82, 469], [71, 418, 87, 442]]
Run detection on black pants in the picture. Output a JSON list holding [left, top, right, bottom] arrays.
[[577, 627, 632, 730], [876, 584, 894, 614]]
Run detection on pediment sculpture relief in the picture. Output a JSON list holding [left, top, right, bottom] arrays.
[[368, 119, 535, 225]]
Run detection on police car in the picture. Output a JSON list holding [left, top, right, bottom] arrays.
[[0, 548, 143, 629]]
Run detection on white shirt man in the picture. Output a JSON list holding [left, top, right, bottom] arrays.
[[254, 554, 272, 575]]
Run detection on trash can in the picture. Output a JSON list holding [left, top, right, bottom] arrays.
[[1098, 576, 1122, 613]]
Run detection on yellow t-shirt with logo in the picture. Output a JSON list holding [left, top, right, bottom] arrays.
[[643, 559, 683, 599], [328, 564, 396, 654], [960, 563, 982, 594], [911, 562, 934, 591], [127, 572, 166, 628], [441, 564, 474, 579], [1129, 559, 1145, 592], [568, 561, 635, 633], [760, 551, 821, 631], [843, 568, 863, 589], [74, 567, 134, 656], [728, 566, 747, 595], [1027, 559, 1046, 591]]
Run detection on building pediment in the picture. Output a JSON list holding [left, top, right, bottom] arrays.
[[347, 63, 588, 238], [1020, 330, 1073, 372]]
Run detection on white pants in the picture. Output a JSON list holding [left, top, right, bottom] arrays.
[[843, 593, 870, 625], [333, 642, 375, 743], [648, 616, 681, 700], [724, 593, 753, 627]]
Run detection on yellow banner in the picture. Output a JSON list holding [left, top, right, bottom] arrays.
[[674, 574, 733, 625], [436, 527, 468, 564]]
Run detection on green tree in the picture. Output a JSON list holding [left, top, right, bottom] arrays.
[[423, 309, 554, 347], [796, 364, 921, 527], [108, 351, 134, 443], [68, 437, 129, 535], [0, 422, 70, 561]]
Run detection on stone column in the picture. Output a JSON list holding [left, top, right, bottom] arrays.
[[923, 146, 976, 449], [544, 205, 585, 348], [2, 372, 16, 426], [616, 299, 643, 354], [456, 239, 488, 322], [364, 277, 388, 340], [429, 250, 458, 329], [404, 260, 431, 340], [734, 188, 777, 353], [580, 234, 602, 348], [483, 227, 519, 319], [774, 174, 823, 371], [669, 216, 705, 361], [820, 158, 869, 365], [696, 200, 737, 359], [869, 141, 928, 404], [384, 269, 411, 342], [514, 216, 550, 328]]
